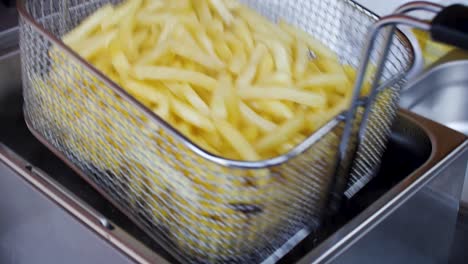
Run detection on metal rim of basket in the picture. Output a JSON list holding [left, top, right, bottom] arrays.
[[15, 1, 461, 263], [16, 0, 418, 170], [341, 1, 445, 197], [15, 1, 428, 263]]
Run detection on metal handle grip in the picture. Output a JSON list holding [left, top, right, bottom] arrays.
[[431, 4, 468, 50], [342, 2, 468, 198]]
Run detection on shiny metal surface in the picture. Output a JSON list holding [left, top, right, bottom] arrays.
[[297, 112, 467, 263], [324, 142, 467, 264], [0, 45, 466, 263], [345, 1, 468, 197], [401, 60, 468, 135], [343, 11, 434, 197], [0, 146, 137, 264], [1, 3, 466, 264], [0, 47, 172, 264], [17, 0, 415, 262]]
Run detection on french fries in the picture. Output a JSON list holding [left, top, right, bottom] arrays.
[[133, 65, 218, 91], [62, 0, 367, 162], [256, 114, 305, 153], [238, 86, 326, 108], [52, 0, 372, 258], [62, 4, 115, 46]]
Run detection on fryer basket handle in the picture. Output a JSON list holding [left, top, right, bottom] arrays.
[[431, 4, 468, 50], [341, 2, 468, 198]]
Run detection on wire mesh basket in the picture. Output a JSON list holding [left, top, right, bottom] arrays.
[[18, 0, 414, 262]]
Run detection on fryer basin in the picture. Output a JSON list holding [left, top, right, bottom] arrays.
[[400, 60, 468, 136], [1, 49, 467, 263], [399, 59, 468, 204]]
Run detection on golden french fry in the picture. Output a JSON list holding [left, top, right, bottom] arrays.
[[343, 65, 356, 80], [297, 73, 349, 90], [94, 54, 113, 75], [306, 60, 323, 74], [239, 86, 326, 108], [238, 7, 294, 45], [315, 58, 344, 74], [117, 3, 140, 62], [133, 66, 218, 91], [343, 64, 373, 96], [137, 12, 190, 26], [239, 102, 277, 132], [214, 119, 260, 161], [255, 114, 305, 153], [210, 73, 229, 119], [101, 0, 142, 30], [138, 41, 171, 65], [207, 17, 225, 36], [200, 130, 224, 151], [256, 50, 274, 81], [171, 97, 216, 132], [257, 71, 292, 86], [62, 4, 114, 46], [165, 82, 210, 115], [224, 31, 240, 47], [137, 18, 177, 64], [265, 41, 292, 75], [242, 125, 260, 142], [70, 29, 118, 60], [151, 91, 171, 119], [132, 29, 150, 51], [193, 30, 223, 62], [228, 40, 247, 75], [142, 0, 165, 12], [123, 79, 171, 119], [194, 0, 213, 26], [251, 100, 294, 120], [171, 26, 225, 70], [223, 74, 241, 126], [294, 40, 309, 78], [328, 93, 344, 107], [111, 51, 131, 79], [208, 0, 234, 25], [213, 37, 233, 62], [233, 18, 254, 50], [166, 0, 192, 10], [223, 0, 242, 10], [278, 20, 336, 59], [237, 44, 266, 87], [171, 40, 225, 70], [124, 79, 166, 103]]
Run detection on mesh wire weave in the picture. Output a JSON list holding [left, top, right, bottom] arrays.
[[18, 0, 413, 262]]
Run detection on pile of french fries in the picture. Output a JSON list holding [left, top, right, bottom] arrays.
[[61, 0, 367, 162], [43, 0, 372, 258]]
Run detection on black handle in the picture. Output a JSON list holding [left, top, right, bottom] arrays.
[[1, 0, 15, 8], [431, 4, 468, 50]]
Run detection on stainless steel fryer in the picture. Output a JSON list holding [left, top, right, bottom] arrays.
[[16, 0, 415, 262], [1, 2, 468, 264], [1, 43, 467, 263], [1, 61, 466, 263], [13, 0, 468, 263]]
